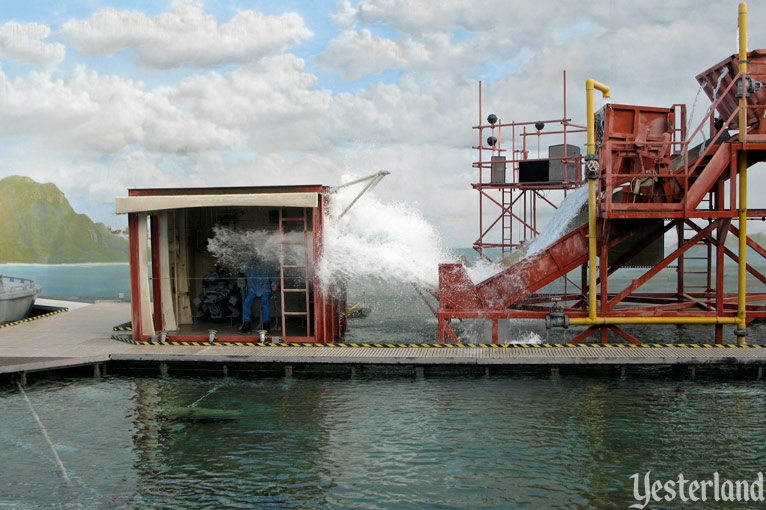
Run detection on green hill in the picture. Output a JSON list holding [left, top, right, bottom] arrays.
[[0, 175, 128, 263]]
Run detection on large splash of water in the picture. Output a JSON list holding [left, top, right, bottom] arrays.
[[206, 182, 588, 294], [205, 187, 457, 291], [207, 227, 309, 272], [317, 187, 457, 290]]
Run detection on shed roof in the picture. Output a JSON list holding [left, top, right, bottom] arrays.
[[116, 192, 319, 214]]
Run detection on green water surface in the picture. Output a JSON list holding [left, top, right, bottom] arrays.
[[1, 375, 765, 509]]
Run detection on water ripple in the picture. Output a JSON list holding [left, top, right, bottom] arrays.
[[0, 376, 765, 508]]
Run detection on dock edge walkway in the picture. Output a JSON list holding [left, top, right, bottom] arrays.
[[1, 302, 766, 380]]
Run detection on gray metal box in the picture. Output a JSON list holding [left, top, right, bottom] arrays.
[[491, 156, 506, 184], [548, 144, 580, 182]]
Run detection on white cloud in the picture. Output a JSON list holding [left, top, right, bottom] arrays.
[[328, 0, 732, 37], [0, 66, 238, 154], [173, 53, 478, 152], [319, 0, 746, 86], [174, 54, 333, 151], [315, 29, 406, 81], [0, 21, 65, 66], [4, 0, 766, 247], [59, 1, 313, 69], [328, 0, 358, 30]]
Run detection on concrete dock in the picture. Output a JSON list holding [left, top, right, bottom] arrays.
[[1, 302, 766, 382]]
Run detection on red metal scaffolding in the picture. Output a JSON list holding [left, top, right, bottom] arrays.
[[473, 72, 587, 261], [437, 46, 766, 345]]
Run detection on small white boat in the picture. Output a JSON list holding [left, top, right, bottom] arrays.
[[0, 275, 42, 325]]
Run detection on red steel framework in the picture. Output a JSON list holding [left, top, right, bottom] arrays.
[[473, 71, 586, 261], [437, 8, 766, 345]]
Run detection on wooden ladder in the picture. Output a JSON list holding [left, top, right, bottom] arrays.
[[278, 208, 312, 339]]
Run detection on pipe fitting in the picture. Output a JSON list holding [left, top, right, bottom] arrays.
[[585, 155, 600, 180]]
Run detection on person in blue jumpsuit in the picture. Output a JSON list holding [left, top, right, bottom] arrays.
[[238, 254, 278, 333]]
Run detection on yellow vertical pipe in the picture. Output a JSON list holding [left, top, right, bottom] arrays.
[[739, 2, 748, 140], [737, 2, 748, 343], [588, 178, 597, 319], [586, 79, 610, 320]]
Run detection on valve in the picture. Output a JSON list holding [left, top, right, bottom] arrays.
[[545, 302, 570, 329]]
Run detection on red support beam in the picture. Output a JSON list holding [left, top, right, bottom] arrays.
[[607, 220, 719, 309], [608, 326, 642, 344], [569, 327, 599, 344], [150, 214, 162, 333], [128, 213, 143, 341]]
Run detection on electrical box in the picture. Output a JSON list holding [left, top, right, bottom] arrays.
[[518, 144, 580, 184], [548, 144, 580, 182], [491, 156, 507, 184], [518, 159, 550, 183]]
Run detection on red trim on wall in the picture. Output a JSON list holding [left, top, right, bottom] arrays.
[[128, 213, 143, 341], [150, 214, 162, 332]]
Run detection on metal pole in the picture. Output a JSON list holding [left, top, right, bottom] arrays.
[[335, 171, 390, 219], [479, 81, 484, 259], [737, 1, 748, 344], [17, 382, 72, 487]]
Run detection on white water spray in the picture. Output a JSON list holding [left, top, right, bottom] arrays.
[[686, 82, 708, 145], [205, 187, 456, 292], [318, 187, 457, 290], [206, 178, 587, 297], [526, 185, 589, 256], [207, 227, 309, 271]]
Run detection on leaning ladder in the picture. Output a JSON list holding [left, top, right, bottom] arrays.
[[279, 208, 312, 339]]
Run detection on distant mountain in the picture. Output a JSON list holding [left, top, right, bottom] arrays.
[[0, 175, 128, 263]]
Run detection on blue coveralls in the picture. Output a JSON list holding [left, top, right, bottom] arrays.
[[241, 258, 278, 324]]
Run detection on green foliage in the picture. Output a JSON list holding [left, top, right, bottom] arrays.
[[0, 175, 128, 263]]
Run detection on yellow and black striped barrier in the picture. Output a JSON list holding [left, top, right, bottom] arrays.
[[108, 336, 766, 349], [113, 323, 132, 332], [0, 308, 69, 329]]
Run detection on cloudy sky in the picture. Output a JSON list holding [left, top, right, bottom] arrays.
[[0, 0, 763, 247]]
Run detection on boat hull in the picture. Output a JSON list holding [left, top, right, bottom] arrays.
[[0, 277, 42, 325]]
